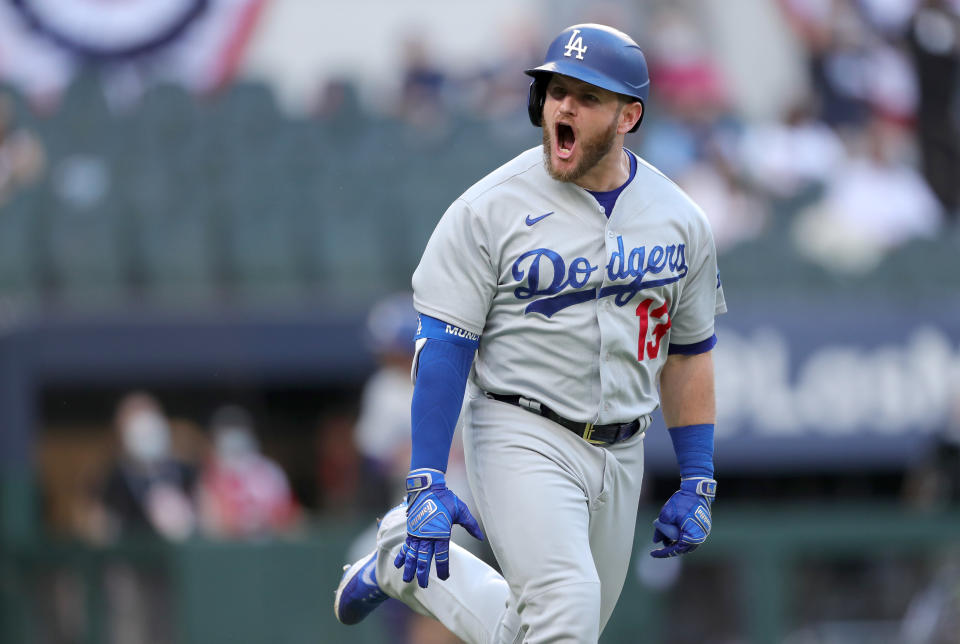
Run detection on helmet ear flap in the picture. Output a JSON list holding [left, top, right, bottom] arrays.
[[527, 76, 547, 127]]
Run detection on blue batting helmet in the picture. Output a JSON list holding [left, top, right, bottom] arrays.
[[525, 24, 650, 133]]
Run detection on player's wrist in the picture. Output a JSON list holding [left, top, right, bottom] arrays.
[[668, 423, 715, 480], [408, 467, 444, 476]]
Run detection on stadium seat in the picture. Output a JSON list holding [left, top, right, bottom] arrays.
[[0, 191, 40, 300], [42, 183, 128, 306], [127, 176, 220, 305]]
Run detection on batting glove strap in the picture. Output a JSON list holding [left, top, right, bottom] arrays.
[[681, 476, 717, 502], [405, 467, 444, 507], [406, 468, 442, 492]]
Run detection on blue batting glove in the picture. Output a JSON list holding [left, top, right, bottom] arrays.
[[393, 468, 484, 588], [651, 477, 716, 558]]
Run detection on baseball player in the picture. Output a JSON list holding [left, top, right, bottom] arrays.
[[335, 23, 726, 643]]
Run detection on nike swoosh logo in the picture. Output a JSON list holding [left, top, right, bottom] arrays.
[[360, 560, 376, 586], [525, 211, 554, 226]]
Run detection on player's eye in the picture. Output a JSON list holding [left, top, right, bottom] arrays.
[[549, 87, 565, 100]]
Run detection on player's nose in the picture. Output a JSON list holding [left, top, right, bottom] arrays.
[[557, 95, 576, 116]]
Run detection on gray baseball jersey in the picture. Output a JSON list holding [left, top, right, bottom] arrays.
[[412, 146, 726, 425]]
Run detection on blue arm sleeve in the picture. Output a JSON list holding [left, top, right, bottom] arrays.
[[668, 424, 715, 479], [409, 316, 478, 472]]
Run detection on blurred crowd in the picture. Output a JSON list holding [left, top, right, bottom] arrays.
[[30, 391, 306, 644], [1, 0, 956, 295], [79, 393, 300, 545], [760, 0, 957, 271], [313, 0, 960, 274]]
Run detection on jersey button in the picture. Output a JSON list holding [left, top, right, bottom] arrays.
[[607, 231, 615, 238]]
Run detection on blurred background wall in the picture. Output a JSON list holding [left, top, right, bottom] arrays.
[[1, 0, 959, 643]]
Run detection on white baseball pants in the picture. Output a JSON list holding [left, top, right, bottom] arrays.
[[375, 384, 647, 643]]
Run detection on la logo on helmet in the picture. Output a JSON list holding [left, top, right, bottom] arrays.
[[563, 29, 588, 60]]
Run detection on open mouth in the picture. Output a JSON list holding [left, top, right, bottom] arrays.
[[556, 123, 575, 160]]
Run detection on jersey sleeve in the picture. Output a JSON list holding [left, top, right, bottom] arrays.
[[669, 221, 726, 346], [412, 199, 496, 336]]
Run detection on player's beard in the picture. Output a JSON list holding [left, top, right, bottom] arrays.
[[542, 110, 621, 184]]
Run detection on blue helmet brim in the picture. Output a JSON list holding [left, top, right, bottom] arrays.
[[524, 61, 649, 103]]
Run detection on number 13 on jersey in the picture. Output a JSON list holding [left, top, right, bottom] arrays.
[[636, 299, 671, 361]]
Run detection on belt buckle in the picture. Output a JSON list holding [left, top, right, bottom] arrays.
[[518, 396, 542, 414], [582, 423, 605, 445]]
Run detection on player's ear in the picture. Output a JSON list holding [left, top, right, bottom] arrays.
[[618, 101, 643, 135]]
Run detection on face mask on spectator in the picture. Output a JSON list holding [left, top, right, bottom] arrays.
[[214, 426, 257, 463], [122, 411, 171, 463]]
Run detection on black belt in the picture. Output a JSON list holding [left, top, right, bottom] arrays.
[[484, 392, 646, 446]]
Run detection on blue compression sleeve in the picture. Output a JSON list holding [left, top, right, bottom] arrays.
[[667, 424, 715, 479], [409, 338, 476, 472]]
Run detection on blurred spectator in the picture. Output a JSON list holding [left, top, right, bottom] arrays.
[[781, 0, 876, 128], [311, 76, 363, 121], [83, 392, 196, 644], [907, 0, 960, 220], [353, 291, 472, 510], [857, 0, 923, 37], [353, 291, 420, 504], [86, 391, 197, 542], [196, 405, 300, 539], [461, 14, 543, 121], [674, 157, 770, 254], [638, 7, 766, 251], [0, 92, 45, 205], [861, 39, 919, 125], [782, 0, 918, 125], [738, 98, 847, 201], [315, 409, 363, 515], [396, 35, 448, 128], [645, 8, 729, 120], [792, 115, 943, 272], [639, 7, 739, 177]]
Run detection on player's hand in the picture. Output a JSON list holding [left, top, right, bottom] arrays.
[[651, 477, 716, 558], [393, 468, 484, 588]]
